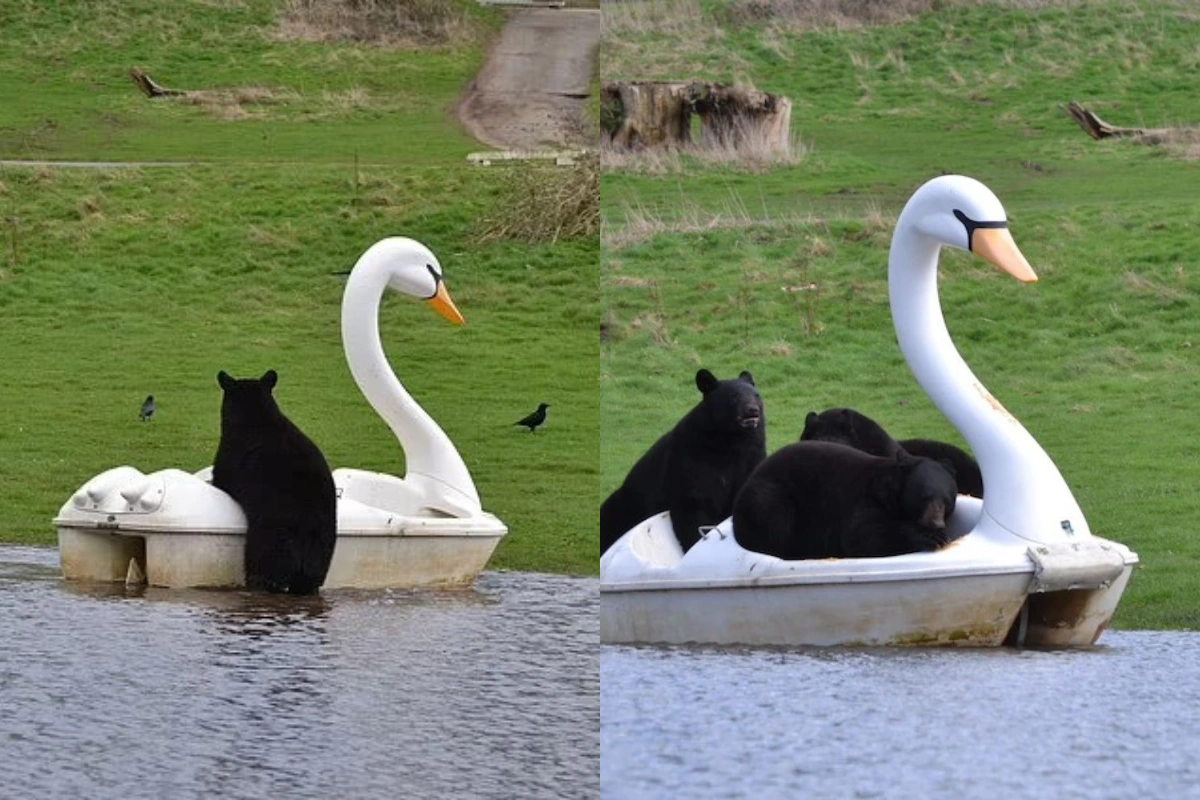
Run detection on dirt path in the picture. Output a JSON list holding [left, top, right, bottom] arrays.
[[457, 8, 599, 151]]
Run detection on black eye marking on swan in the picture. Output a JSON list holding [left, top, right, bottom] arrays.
[[953, 209, 1007, 252], [423, 263, 442, 299]]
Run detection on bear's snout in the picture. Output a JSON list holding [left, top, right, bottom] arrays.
[[919, 500, 947, 531], [737, 399, 763, 429]]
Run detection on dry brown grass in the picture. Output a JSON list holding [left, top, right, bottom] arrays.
[[603, 0, 1079, 37], [181, 86, 298, 120], [603, 193, 824, 250], [1123, 270, 1187, 301], [602, 0, 706, 35], [278, 0, 482, 47], [601, 116, 807, 174], [602, 0, 1079, 78], [601, 0, 745, 79], [476, 155, 599, 243], [726, 0, 1077, 32]]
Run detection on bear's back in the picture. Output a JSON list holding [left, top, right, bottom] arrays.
[[801, 407, 903, 459]]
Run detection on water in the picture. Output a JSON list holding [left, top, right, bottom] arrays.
[[602, 633, 1200, 799], [0, 546, 598, 800]]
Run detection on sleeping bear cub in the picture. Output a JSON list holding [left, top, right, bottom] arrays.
[[213, 369, 337, 595], [732, 441, 959, 560], [801, 406, 984, 498]]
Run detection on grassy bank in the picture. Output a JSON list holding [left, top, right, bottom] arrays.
[[0, 0, 498, 164], [601, 0, 1200, 627], [0, 0, 598, 575]]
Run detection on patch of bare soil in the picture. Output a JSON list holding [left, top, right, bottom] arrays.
[[456, 8, 600, 150]]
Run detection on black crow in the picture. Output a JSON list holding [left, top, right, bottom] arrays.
[[515, 403, 549, 433], [139, 395, 156, 422]]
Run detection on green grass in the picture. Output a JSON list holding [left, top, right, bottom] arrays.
[[0, 0, 499, 165], [602, 0, 1200, 628], [0, 0, 598, 576]]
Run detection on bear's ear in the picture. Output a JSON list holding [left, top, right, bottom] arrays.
[[218, 371, 233, 390], [695, 369, 718, 395], [939, 458, 957, 478], [261, 369, 278, 390], [805, 411, 818, 426], [738, 370, 755, 386]]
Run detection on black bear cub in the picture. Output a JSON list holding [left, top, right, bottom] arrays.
[[213, 370, 337, 595], [733, 441, 959, 560], [801, 407, 983, 498], [600, 369, 766, 555]]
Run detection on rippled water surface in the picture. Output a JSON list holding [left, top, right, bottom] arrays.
[[0, 546, 598, 799], [603, 631, 1200, 799]]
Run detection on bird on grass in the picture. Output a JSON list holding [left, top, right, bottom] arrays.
[[139, 395, 156, 422], [515, 403, 550, 433]]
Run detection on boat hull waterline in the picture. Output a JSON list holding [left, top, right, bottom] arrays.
[[55, 466, 506, 590], [600, 505, 1137, 648]]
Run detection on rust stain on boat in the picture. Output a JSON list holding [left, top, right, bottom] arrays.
[[973, 381, 1019, 424]]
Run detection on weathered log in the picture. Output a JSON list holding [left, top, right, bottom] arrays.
[[602, 80, 791, 153], [130, 68, 187, 99], [1062, 101, 1174, 145]]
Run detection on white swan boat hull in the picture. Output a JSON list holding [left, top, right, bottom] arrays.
[[600, 500, 1137, 648], [55, 466, 507, 590]]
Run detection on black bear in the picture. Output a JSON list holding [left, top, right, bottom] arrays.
[[732, 441, 959, 560], [213, 370, 337, 595], [800, 407, 983, 498], [600, 369, 766, 555]]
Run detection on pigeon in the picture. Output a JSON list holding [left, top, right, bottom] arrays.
[[139, 395, 156, 422], [515, 403, 549, 433]]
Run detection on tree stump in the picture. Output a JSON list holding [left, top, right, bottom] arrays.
[[602, 80, 792, 153], [688, 82, 791, 151], [601, 81, 692, 150]]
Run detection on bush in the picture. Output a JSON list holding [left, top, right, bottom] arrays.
[[477, 156, 599, 243]]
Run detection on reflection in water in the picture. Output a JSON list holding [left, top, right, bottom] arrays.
[[602, 633, 1200, 799], [0, 546, 598, 800]]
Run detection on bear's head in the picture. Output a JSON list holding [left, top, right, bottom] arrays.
[[800, 407, 899, 458], [217, 369, 281, 428], [694, 368, 764, 435], [875, 453, 958, 533]]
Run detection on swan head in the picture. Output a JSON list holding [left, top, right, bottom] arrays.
[[361, 237, 465, 325], [897, 175, 1038, 283]]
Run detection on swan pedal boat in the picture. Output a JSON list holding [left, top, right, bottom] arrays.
[[600, 175, 1139, 647], [601, 501, 1136, 648], [55, 238, 507, 590]]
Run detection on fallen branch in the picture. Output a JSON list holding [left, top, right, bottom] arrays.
[[1062, 101, 1174, 145], [130, 68, 188, 99]]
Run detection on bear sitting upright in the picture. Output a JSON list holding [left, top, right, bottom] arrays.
[[213, 369, 337, 595], [800, 407, 983, 498], [732, 441, 959, 560], [600, 369, 766, 555]]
